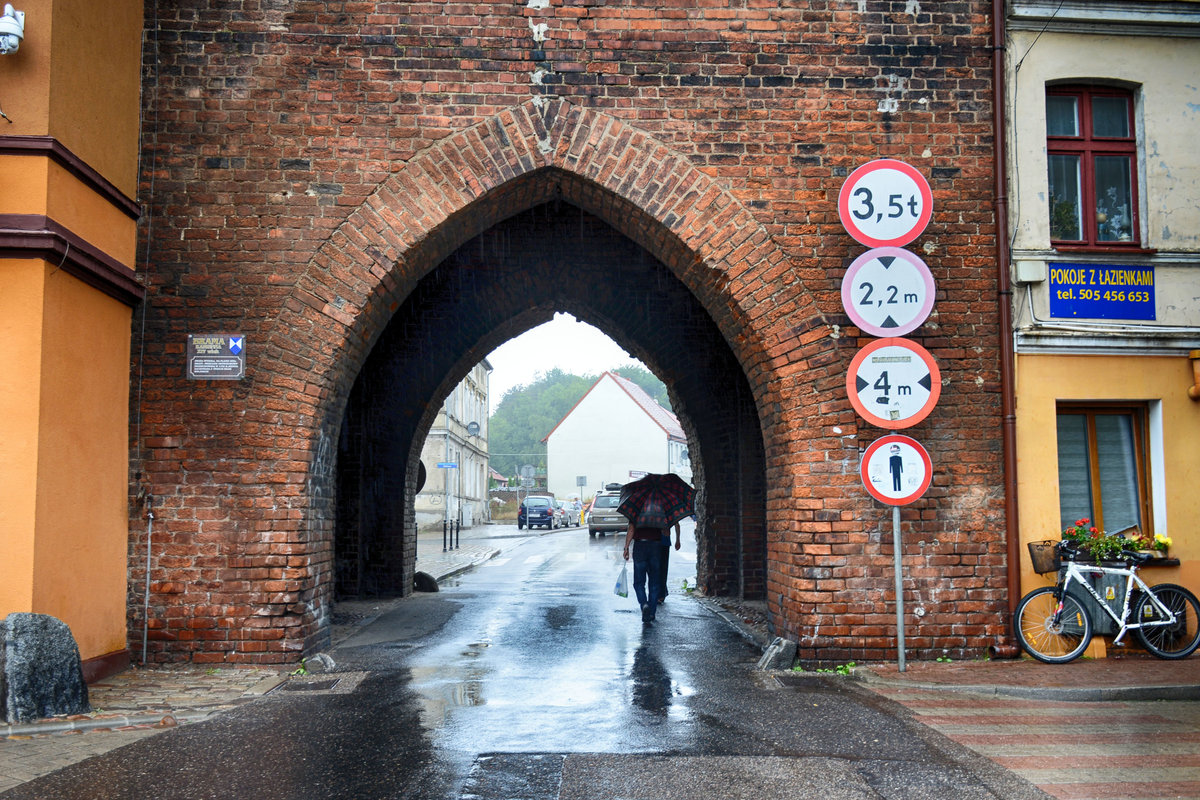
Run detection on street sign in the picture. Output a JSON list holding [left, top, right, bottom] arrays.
[[841, 247, 936, 337], [860, 434, 932, 506], [436, 462, 458, 469], [837, 159, 933, 248], [846, 337, 940, 429]]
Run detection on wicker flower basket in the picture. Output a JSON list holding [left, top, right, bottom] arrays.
[[1027, 540, 1062, 575]]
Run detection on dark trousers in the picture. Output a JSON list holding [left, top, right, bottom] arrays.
[[631, 539, 662, 611], [657, 534, 671, 600]]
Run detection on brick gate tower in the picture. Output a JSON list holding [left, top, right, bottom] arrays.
[[131, 2, 1006, 665]]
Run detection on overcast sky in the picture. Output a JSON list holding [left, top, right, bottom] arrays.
[[485, 312, 642, 414]]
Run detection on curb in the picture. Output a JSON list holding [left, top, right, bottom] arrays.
[[852, 668, 1200, 702], [693, 596, 771, 649], [2, 673, 289, 739], [2, 710, 215, 738]]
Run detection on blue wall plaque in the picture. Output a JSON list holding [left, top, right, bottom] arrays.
[[1048, 263, 1155, 320]]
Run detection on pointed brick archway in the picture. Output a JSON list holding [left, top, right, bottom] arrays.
[[138, 99, 842, 663], [267, 98, 834, 658]]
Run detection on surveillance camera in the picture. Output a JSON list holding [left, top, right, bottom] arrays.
[[0, 4, 24, 55]]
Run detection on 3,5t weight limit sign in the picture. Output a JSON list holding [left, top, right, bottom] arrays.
[[838, 159, 934, 248]]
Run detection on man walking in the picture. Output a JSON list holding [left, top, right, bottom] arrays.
[[623, 519, 664, 623]]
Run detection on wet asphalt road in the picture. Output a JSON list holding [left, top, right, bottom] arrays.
[[2, 526, 1049, 799]]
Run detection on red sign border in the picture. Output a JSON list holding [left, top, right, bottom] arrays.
[[846, 337, 941, 430], [837, 159, 934, 248], [860, 434, 933, 506]]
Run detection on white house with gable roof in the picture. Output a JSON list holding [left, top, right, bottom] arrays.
[[542, 372, 692, 500]]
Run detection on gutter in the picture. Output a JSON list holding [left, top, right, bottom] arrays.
[[991, 0, 1023, 658]]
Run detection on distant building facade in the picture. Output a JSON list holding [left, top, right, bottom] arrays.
[[415, 361, 492, 530], [543, 372, 692, 499]]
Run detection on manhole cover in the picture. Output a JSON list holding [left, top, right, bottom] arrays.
[[268, 671, 368, 697]]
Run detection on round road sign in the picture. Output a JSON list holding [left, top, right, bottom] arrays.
[[861, 434, 932, 506], [846, 337, 941, 429], [837, 159, 934, 248], [841, 247, 936, 337]]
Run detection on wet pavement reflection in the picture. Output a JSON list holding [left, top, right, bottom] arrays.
[[0, 523, 1053, 799]]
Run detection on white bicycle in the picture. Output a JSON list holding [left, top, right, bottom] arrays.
[[1015, 540, 1200, 663]]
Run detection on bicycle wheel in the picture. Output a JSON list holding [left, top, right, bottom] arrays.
[[1014, 586, 1093, 663], [1134, 583, 1200, 659]]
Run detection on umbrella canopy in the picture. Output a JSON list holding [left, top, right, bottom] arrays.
[[618, 473, 695, 529]]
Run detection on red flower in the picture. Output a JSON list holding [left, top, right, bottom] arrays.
[[1089, 527, 1098, 534]]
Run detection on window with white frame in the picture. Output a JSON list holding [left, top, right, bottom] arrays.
[[1056, 404, 1151, 535]]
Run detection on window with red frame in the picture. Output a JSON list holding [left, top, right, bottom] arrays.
[[1046, 86, 1139, 247]]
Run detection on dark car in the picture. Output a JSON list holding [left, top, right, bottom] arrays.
[[518, 495, 556, 529]]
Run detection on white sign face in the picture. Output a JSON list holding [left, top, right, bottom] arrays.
[[846, 337, 941, 429], [861, 434, 932, 506], [841, 247, 936, 337], [837, 159, 934, 248]]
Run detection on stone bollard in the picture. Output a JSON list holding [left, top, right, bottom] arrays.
[[1, 613, 91, 724]]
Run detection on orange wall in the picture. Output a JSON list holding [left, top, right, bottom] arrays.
[[0, 0, 143, 195], [32, 263, 133, 659], [0, 261, 45, 614], [1016, 353, 1199, 595], [0, 0, 142, 663]]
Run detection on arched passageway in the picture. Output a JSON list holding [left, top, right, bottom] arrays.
[[333, 193, 767, 606]]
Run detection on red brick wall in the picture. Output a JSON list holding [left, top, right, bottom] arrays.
[[133, 1, 1004, 664]]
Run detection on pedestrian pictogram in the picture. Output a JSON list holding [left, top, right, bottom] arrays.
[[841, 247, 936, 337], [860, 434, 932, 506], [837, 159, 934, 248], [846, 337, 941, 429]]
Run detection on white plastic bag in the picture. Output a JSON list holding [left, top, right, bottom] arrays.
[[614, 562, 629, 598]]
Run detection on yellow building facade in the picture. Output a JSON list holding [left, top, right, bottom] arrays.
[[0, 0, 143, 678], [1005, 2, 1200, 654]]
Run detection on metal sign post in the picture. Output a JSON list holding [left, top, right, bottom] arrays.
[[892, 504, 905, 673], [860, 434, 932, 673]]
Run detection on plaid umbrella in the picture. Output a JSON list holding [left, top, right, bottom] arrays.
[[618, 473, 695, 529]]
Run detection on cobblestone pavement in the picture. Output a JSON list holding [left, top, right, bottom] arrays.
[[871, 684, 1200, 800], [0, 666, 286, 793]]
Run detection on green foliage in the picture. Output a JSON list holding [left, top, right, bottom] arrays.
[[793, 661, 857, 676], [488, 366, 670, 478]]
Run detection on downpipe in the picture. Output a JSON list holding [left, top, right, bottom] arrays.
[[990, 0, 1022, 659]]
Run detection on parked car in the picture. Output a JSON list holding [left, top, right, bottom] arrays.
[[518, 496, 555, 529], [552, 500, 570, 529], [587, 484, 628, 538]]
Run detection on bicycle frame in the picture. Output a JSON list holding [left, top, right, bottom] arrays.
[[1058, 559, 1179, 645]]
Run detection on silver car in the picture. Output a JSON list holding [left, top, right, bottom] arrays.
[[587, 490, 628, 538]]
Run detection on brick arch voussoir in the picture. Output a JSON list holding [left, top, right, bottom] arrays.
[[271, 98, 830, 473]]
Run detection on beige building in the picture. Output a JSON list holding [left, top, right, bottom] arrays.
[[415, 361, 492, 531], [1003, 0, 1200, 654]]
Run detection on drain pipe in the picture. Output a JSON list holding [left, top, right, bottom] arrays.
[[990, 0, 1022, 659], [142, 491, 154, 665]]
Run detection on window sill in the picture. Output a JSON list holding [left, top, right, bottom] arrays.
[[1052, 244, 1157, 256]]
